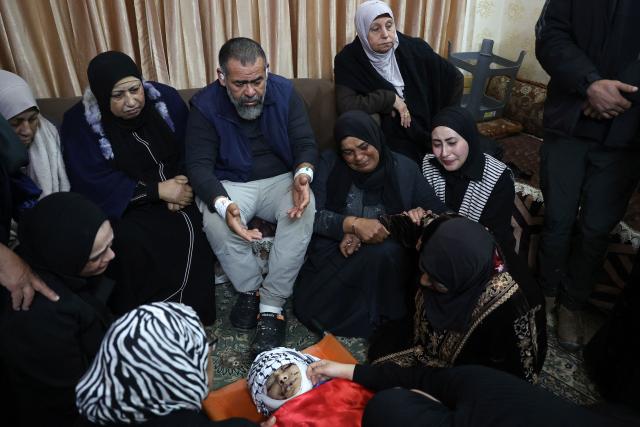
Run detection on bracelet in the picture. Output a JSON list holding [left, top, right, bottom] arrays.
[[294, 166, 314, 183], [214, 197, 233, 218], [351, 218, 360, 237]]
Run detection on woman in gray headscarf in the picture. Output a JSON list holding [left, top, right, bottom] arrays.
[[334, 0, 463, 162], [0, 70, 69, 198], [76, 302, 256, 426]]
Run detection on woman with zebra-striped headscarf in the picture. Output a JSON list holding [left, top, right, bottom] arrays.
[[76, 302, 256, 426]]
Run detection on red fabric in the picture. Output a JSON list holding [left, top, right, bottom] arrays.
[[273, 379, 374, 427]]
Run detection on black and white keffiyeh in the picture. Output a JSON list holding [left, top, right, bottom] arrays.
[[247, 347, 319, 416], [75, 302, 209, 425]]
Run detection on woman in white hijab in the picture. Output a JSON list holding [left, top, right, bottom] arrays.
[[334, 0, 463, 162], [0, 70, 69, 197]]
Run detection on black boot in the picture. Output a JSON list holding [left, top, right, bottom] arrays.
[[250, 312, 286, 357]]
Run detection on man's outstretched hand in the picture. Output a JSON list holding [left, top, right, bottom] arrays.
[[288, 173, 311, 219], [225, 202, 263, 242]]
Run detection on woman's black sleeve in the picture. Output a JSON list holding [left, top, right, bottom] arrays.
[[311, 151, 346, 240], [128, 181, 160, 207]]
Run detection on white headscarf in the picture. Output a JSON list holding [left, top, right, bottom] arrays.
[[247, 347, 319, 416], [0, 70, 37, 120], [76, 302, 210, 425], [355, 0, 405, 96], [0, 70, 69, 195]]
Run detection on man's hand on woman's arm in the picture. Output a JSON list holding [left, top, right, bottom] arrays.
[[0, 243, 59, 310]]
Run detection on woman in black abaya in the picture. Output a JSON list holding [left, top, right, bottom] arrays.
[[61, 52, 216, 324], [0, 192, 115, 426], [370, 216, 546, 383], [294, 111, 446, 338]]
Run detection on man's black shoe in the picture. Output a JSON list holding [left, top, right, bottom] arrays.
[[250, 312, 286, 357], [230, 291, 259, 329]]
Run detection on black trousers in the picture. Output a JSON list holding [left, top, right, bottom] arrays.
[[537, 133, 640, 309]]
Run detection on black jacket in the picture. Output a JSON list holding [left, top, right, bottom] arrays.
[[0, 116, 27, 243], [535, 0, 640, 146], [0, 275, 113, 427], [354, 364, 628, 427]]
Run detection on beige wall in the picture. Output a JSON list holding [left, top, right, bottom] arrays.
[[462, 0, 549, 84]]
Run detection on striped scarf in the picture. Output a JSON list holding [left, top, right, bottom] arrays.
[[422, 153, 508, 222]]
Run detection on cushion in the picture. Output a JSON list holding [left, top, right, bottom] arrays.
[[477, 118, 523, 139], [486, 76, 546, 138]]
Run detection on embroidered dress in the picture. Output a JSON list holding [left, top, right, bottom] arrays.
[[372, 274, 544, 383], [369, 217, 546, 383]]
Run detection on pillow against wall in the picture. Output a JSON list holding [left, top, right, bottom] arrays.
[[486, 76, 546, 138], [476, 117, 523, 139]]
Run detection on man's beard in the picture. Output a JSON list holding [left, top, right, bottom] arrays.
[[227, 85, 266, 120]]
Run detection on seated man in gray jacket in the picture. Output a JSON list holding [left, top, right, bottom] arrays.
[[186, 37, 317, 355]]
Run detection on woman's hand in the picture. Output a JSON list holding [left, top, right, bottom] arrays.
[[392, 95, 411, 128], [339, 233, 362, 258], [158, 176, 193, 206], [404, 207, 426, 225], [353, 218, 390, 244], [166, 202, 182, 212], [306, 360, 356, 385]]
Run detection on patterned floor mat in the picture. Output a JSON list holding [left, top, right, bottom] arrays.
[[208, 282, 600, 405]]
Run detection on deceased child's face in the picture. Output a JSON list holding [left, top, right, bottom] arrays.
[[266, 363, 302, 400]]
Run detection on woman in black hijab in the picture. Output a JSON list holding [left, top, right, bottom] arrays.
[[293, 110, 447, 338], [61, 51, 216, 325], [422, 106, 546, 346], [0, 192, 115, 426], [371, 216, 546, 383], [423, 106, 515, 250]]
